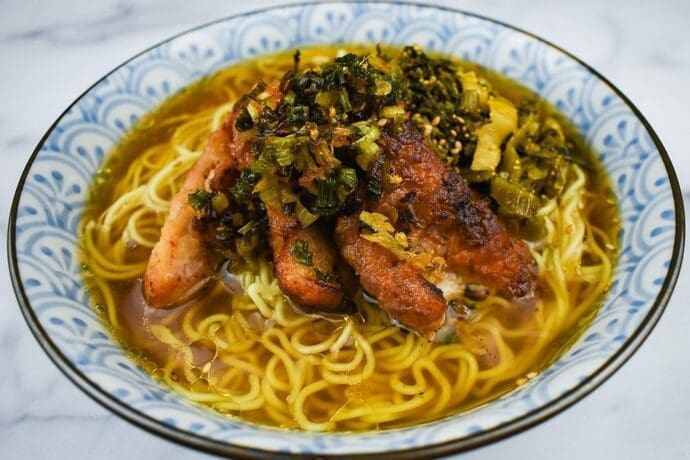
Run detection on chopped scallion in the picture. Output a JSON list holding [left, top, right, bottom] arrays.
[[338, 167, 358, 190], [188, 188, 214, 212], [296, 201, 319, 227], [290, 239, 313, 266]]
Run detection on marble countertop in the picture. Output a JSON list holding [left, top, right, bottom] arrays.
[[1, 0, 689, 458]]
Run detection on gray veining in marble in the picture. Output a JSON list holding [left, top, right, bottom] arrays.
[[1, 0, 689, 458]]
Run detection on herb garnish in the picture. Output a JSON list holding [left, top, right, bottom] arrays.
[[188, 188, 214, 212], [290, 239, 314, 266]]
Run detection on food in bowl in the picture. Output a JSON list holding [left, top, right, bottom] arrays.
[[80, 44, 618, 431]]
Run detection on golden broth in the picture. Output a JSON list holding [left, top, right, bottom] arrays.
[[80, 45, 619, 431]]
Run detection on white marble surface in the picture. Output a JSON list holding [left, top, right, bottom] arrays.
[[1, 0, 689, 458]]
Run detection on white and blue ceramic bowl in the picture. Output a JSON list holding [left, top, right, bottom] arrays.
[[9, 2, 684, 457]]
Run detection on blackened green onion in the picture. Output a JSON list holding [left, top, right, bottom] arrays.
[[338, 90, 352, 112], [230, 170, 259, 198], [290, 239, 313, 266], [315, 177, 339, 212], [287, 105, 309, 126], [188, 188, 214, 211], [283, 201, 296, 216], [338, 167, 358, 190], [315, 268, 336, 282], [366, 179, 383, 198], [235, 107, 253, 132], [237, 219, 259, 236], [263, 135, 298, 167]]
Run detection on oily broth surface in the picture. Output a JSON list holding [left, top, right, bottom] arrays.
[[81, 45, 619, 430]]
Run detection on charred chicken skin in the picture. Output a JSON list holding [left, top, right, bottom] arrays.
[[372, 122, 536, 299], [335, 122, 536, 334], [336, 210, 447, 336]]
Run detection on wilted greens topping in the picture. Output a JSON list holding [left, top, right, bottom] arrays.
[[190, 45, 583, 262]]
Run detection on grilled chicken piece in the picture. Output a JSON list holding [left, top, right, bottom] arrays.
[[143, 97, 254, 307], [335, 122, 536, 336], [267, 203, 353, 312], [144, 81, 351, 311], [375, 122, 536, 299], [336, 211, 446, 336]]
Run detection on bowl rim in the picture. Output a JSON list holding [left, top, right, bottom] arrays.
[[8, 1, 685, 458]]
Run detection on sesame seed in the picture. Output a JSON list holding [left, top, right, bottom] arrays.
[[431, 116, 441, 126]]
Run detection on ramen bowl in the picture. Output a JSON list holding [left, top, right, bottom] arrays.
[[9, 2, 683, 457]]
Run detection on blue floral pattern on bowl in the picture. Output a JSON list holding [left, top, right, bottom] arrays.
[[9, 2, 683, 457]]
